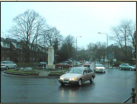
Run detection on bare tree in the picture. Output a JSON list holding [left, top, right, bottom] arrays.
[[8, 10, 47, 62], [87, 42, 106, 62], [39, 27, 63, 48], [110, 19, 136, 62]]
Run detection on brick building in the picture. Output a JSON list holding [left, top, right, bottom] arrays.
[[1, 37, 48, 63]]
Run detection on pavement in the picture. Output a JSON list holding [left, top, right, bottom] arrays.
[[38, 69, 66, 77], [38, 70, 50, 77]]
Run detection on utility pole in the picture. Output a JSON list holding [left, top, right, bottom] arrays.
[[76, 37, 77, 61], [125, 29, 127, 62], [98, 32, 109, 68], [107, 34, 109, 68], [75, 36, 82, 62]]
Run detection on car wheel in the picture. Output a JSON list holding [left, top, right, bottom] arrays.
[[130, 68, 132, 71], [14, 66, 17, 69], [78, 79, 82, 86], [104, 71, 105, 73], [119, 68, 122, 70], [60, 83, 65, 86], [90, 77, 93, 83], [6, 66, 9, 70]]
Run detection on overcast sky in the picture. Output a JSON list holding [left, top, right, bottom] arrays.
[[1, 2, 136, 48]]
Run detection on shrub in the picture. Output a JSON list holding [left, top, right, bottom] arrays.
[[17, 63, 39, 67]]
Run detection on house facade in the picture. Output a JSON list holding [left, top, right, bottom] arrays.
[[1, 37, 48, 63]]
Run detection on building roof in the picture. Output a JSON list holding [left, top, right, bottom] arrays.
[[6, 38, 17, 42], [1, 37, 5, 41]]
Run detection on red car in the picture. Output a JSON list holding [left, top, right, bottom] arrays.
[[84, 64, 91, 69], [55, 63, 73, 69]]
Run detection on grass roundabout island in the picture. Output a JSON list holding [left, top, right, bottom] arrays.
[[4, 69, 39, 76], [48, 71, 66, 76]]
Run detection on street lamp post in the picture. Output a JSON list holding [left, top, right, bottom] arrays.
[[98, 32, 109, 68], [76, 36, 82, 62]]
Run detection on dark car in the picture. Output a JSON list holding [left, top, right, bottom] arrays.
[[38, 62, 47, 67], [119, 63, 136, 71]]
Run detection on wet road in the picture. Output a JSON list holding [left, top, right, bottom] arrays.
[[1, 68, 136, 103]]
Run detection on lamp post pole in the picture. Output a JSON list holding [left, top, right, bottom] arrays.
[[76, 36, 82, 62], [76, 37, 77, 60], [98, 32, 109, 68]]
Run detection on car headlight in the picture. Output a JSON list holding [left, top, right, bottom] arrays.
[[59, 77, 64, 80], [69, 78, 77, 81]]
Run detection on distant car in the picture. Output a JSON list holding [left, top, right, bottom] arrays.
[[24, 67, 33, 71], [38, 62, 46, 67], [17, 67, 33, 71], [119, 63, 136, 71], [1, 61, 17, 70], [59, 67, 95, 86], [84, 64, 91, 70], [85, 61, 90, 64], [79, 60, 83, 63], [94, 64, 106, 73], [55, 62, 73, 68]]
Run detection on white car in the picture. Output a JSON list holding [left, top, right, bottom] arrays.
[[94, 64, 106, 73], [119, 63, 136, 71], [1, 61, 17, 70]]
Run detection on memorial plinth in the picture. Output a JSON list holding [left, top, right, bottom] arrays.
[[47, 46, 55, 69]]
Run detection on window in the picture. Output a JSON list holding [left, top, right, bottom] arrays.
[[83, 70, 87, 75], [87, 69, 92, 73], [6, 50, 10, 53], [6, 57, 10, 61], [3, 43, 10, 48], [2, 57, 4, 60]]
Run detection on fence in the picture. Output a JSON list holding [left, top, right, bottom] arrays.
[[122, 88, 136, 103]]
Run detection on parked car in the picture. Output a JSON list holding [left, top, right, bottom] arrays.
[[133, 65, 136, 71], [119, 63, 136, 71], [17, 67, 33, 71], [59, 67, 95, 86], [38, 62, 47, 67], [1, 62, 6, 70], [1, 61, 17, 70], [94, 64, 106, 73]]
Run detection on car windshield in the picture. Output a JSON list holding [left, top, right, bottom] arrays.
[[2, 61, 8, 64], [121, 63, 129, 66], [96, 64, 104, 67], [84, 65, 90, 67], [68, 68, 83, 74], [40, 62, 46, 64], [24, 67, 32, 70]]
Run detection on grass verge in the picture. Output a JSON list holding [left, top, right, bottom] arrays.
[[4, 69, 39, 75], [49, 71, 66, 76]]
